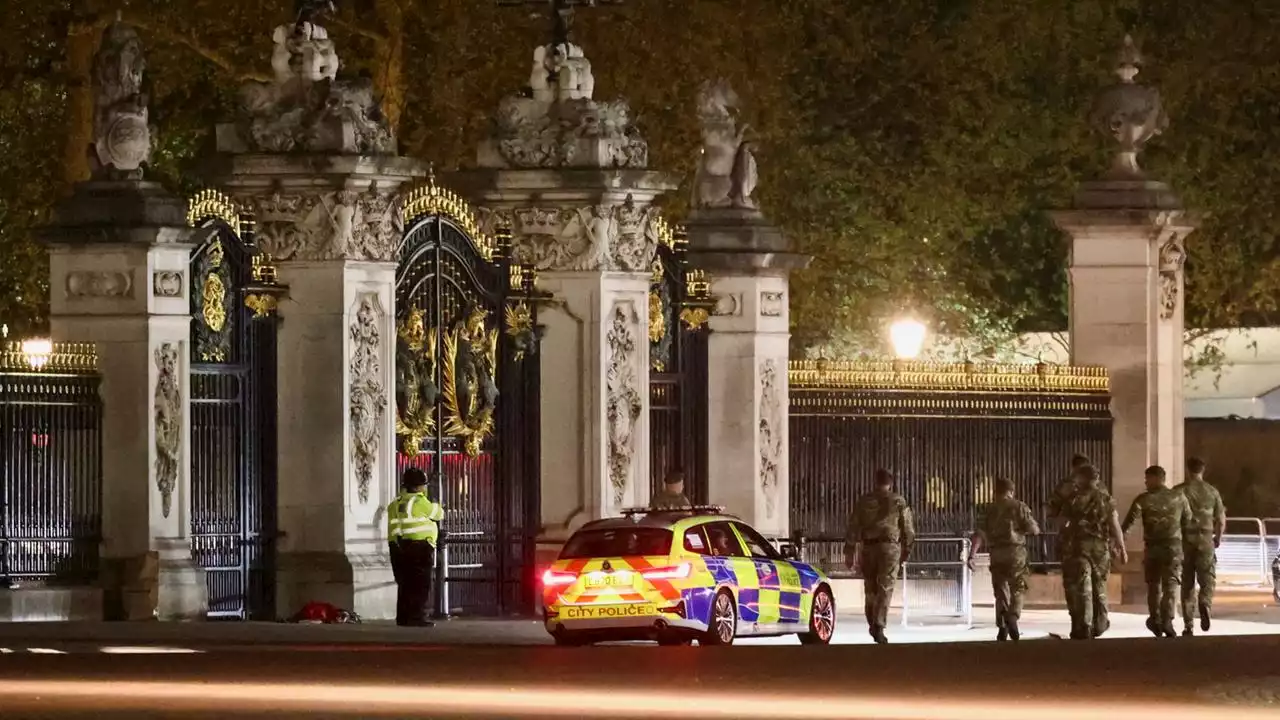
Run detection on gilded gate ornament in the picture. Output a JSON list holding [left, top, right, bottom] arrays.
[[395, 307, 440, 457], [504, 302, 538, 363], [195, 238, 232, 362], [442, 305, 500, 457]]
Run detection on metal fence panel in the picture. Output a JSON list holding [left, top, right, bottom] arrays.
[[901, 537, 972, 627], [0, 342, 102, 587], [1217, 517, 1269, 586]]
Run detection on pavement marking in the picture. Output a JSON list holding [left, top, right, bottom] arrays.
[[26, 648, 66, 654], [99, 647, 203, 655]]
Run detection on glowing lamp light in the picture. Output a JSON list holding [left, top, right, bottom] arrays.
[[889, 318, 927, 360], [20, 339, 53, 370]]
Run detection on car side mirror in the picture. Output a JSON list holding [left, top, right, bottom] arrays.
[[780, 543, 799, 560]]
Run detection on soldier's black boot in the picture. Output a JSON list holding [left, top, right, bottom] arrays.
[[996, 627, 1007, 642], [1145, 617, 1160, 637], [870, 626, 888, 644], [1200, 606, 1211, 632], [1161, 623, 1177, 638], [1006, 618, 1020, 642], [1182, 622, 1194, 637]]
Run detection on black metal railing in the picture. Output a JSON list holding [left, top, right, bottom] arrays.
[[0, 341, 102, 586], [789, 361, 1113, 570]]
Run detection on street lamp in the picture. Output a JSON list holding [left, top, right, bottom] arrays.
[[20, 339, 53, 370], [889, 317, 927, 360]]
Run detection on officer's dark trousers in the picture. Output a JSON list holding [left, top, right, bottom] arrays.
[[389, 540, 436, 626]]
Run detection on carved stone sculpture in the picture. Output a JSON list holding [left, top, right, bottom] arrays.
[[758, 359, 783, 518], [499, 199, 662, 273], [66, 271, 134, 299], [478, 42, 647, 169], [154, 342, 182, 518], [606, 305, 643, 508], [239, 186, 402, 262], [1090, 35, 1168, 179], [222, 18, 395, 155], [349, 294, 387, 504], [91, 22, 152, 179], [1158, 234, 1186, 320], [693, 79, 758, 211]]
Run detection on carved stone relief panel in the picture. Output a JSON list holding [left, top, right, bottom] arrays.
[[606, 304, 643, 509], [349, 294, 387, 504], [154, 342, 182, 518], [66, 270, 134, 299]]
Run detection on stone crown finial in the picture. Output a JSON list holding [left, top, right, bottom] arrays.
[[1089, 33, 1168, 179]]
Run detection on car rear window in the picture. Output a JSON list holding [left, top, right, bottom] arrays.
[[560, 528, 674, 559]]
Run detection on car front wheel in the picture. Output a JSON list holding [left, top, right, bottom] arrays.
[[799, 587, 836, 645], [701, 590, 737, 646]]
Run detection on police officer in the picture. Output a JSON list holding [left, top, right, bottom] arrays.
[[967, 477, 1040, 642], [387, 467, 445, 627], [845, 469, 915, 644], [650, 470, 693, 511]]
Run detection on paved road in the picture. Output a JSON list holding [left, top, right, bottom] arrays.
[[2, 632, 1280, 718]]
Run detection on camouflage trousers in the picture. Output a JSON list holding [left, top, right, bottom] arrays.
[[1182, 537, 1217, 624], [860, 543, 902, 630], [1143, 543, 1183, 629], [1063, 542, 1111, 638], [989, 545, 1029, 630]]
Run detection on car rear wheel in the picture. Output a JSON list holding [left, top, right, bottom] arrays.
[[799, 587, 836, 645], [701, 590, 737, 646]]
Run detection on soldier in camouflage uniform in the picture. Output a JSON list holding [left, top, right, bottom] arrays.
[[845, 469, 916, 644], [1121, 465, 1192, 638], [1175, 457, 1226, 636], [1046, 454, 1092, 562], [649, 470, 693, 511], [1061, 465, 1128, 640], [967, 477, 1040, 642]]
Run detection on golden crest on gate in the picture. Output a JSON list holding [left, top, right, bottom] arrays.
[[442, 305, 499, 457], [395, 307, 439, 456]]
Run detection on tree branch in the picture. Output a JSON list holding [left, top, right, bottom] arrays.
[[124, 17, 270, 83], [328, 16, 387, 44]]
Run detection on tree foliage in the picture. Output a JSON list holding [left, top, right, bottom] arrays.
[[0, 0, 1278, 357]]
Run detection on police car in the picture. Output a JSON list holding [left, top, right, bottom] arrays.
[[541, 506, 836, 646]]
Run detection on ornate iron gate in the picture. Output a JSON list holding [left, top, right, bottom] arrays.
[[788, 361, 1112, 571], [394, 182, 542, 616], [648, 222, 712, 503], [187, 191, 281, 620]]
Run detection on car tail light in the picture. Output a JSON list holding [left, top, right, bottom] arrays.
[[541, 569, 577, 587], [641, 563, 691, 580]]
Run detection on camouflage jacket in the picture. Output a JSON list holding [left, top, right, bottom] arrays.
[[649, 490, 692, 511], [1062, 485, 1116, 546], [846, 491, 916, 549], [1175, 479, 1226, 539], [1122, 486, 1191, 547], [1045, 476, 1075, 528], [976, 497, 1041, 549]]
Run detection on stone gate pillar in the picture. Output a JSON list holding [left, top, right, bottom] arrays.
[[684, 81, 810, 537], [1051, 36, 1196, 599], [452, 39, 676, 545], [41, 23, 207, 620], [209, 17, 421, 619]]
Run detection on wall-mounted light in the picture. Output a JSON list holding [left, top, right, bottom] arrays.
[[889, 318, 927, 360]]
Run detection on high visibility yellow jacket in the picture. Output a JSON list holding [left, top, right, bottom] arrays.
[[387, 491, 445, 545]]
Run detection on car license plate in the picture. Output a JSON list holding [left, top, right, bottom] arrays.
[[561, 604, 657, 620], [585, 571, 632, 588]]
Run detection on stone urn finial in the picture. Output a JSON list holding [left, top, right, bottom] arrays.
[[90, 21, 152, 180], [1089, 33, 1168, 180]]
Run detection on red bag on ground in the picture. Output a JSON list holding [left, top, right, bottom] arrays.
[[289, 601, 361, 624]]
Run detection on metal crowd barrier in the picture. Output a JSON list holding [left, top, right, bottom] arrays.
[[901, 537, 973, 628], [1217, 517, 1271, 587]]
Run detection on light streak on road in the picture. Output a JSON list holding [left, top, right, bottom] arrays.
[[25, 648, 66, 654], [98, 647, 203, 655], [0, 680, 1272, 719]]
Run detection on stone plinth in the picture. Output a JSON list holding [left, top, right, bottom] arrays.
[[42, 180, 208, 620], [449, 168, 677, 536], [208, 153, 424, 619], [1053, 179, 1196, 602], [687, 209, 810, 537]]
